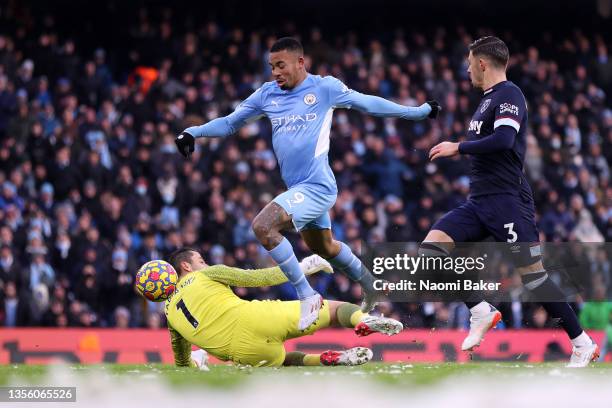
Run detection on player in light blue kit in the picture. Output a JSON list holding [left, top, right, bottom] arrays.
[[175, 38, 441, 330]]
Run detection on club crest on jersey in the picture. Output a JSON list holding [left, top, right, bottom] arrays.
[[480, 99, 491, 113], [303, 93, 317, 105]]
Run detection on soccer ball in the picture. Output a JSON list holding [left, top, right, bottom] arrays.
[[135, 260, 178, 302]]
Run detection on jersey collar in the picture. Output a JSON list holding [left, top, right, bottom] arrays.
[[483, 80, 508, 95], [177, 271, 197, 286]]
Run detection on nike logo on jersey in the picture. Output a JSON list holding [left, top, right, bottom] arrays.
[[469, 120, 484, 134], [270, 100, 279, 107]]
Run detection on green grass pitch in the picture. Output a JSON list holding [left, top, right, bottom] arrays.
[[2, 362, 611, 388]]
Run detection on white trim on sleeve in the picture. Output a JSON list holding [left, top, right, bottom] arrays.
[[493, 117, 520, 132]]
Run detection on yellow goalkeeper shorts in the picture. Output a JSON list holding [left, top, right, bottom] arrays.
[[229, 299, 331, 367]]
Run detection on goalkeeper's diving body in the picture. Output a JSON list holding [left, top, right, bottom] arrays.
[[164, 248, 403, 368], [175, 37, 441, 330]]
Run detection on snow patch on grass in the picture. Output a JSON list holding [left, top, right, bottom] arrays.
[[5, 364, 612, 408]]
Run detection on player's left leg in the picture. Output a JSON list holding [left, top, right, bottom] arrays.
[[282, 300, 402, 367], [230, 299, 331, 367], [283, 300, 402, 339], [517, 260, 600, 367], [283, 348, 374, 367], [300, 226, 380, 312], [327, 300, 403, 336], [229, 300, 378, 367], [421, 201, 502, 351], [253, 191, 324, 330], [484, 194, 599, 366]]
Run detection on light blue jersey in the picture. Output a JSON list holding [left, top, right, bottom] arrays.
[[185, 74, 432, 196]]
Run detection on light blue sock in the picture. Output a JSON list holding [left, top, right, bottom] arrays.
[[329, 243, 375, 289], [268, 237, 316, 299]]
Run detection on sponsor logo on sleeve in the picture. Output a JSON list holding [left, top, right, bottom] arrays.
[[499, 103, 519, 116]]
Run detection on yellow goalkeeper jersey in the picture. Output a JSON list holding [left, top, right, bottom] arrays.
[[164, 264, 291, 366]]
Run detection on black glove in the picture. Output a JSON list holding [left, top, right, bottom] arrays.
[[426, 100, 442, 119], [175, 131, 195, 158]]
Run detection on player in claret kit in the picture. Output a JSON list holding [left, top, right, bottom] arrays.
[[175, 37, 441, 330], [427, 36, 599, 367], [163, 248, 403, 368]]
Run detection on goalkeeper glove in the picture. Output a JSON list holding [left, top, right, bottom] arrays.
[[191, 349, 209, 371], [426, 101, 442, 119], [299, 255, 334, 276], [175, 131, 195, 158]]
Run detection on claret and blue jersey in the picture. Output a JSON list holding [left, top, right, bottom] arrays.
[[434, 80, 541, 263], [462, 80, 532, 198]]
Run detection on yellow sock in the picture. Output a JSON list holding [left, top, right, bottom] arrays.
[[337, 303, 367, 328], [304, 354, 321, 366], [350, 310, 366, 327]]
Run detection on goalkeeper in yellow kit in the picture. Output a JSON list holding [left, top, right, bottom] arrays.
[[163, 247, 403, 368]]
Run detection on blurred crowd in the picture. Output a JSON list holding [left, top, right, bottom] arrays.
[[0, 5, 610, 347]]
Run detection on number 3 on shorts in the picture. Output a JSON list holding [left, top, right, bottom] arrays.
[[504, 222, 518, 243], [285, 192, 305, 209]]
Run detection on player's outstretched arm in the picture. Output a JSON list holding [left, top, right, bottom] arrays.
[[346, 92, 440, 120], [435, 89, 524, 159], [168, 324, 195, 367], [458, 125, 516, 154], [429, 126, 517, 161], [175, 87, 265, 158], [325, 76, 440, 120], [200, 256, 333, 288]]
